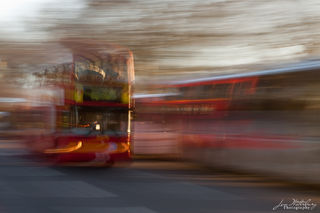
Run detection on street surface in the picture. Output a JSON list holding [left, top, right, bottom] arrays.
[[0, 151, 318, 213]]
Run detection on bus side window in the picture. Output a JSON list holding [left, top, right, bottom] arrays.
[[201, 84, 213, 99], [180, 87, 191, 99], [233, 83, 242, 97], [181, 86, 199, 100], [212, 83, 231, 99], [233, 81, 253, 97], [194, 85, 207, 99]]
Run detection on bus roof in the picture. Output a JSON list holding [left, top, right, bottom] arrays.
[[169, 60, 320, 86]]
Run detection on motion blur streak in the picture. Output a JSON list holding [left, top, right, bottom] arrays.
[[0, 0, 320, 213], [44, 141, 82, 154], [135, 60, 320, 185]]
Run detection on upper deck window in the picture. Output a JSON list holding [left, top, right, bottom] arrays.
[[211, 83, 231, 98], [74, 55, 128, 85], [179, 83, 231, 100]]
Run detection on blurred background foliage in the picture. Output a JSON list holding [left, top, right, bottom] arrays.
[[1, 0, 320, 89]]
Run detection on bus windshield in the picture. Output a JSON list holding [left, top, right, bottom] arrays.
[[71, 106, 128, 136]]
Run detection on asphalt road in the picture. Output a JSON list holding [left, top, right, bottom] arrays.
[[0, 152, 319, 213]]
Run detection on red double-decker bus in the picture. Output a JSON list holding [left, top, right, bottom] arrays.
[[136, 60, 320, 184], [30, 40, 134, 166]]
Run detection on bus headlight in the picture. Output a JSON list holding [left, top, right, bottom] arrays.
[[95, 123, 101, 131]]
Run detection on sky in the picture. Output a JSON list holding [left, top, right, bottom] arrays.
[[0, 0, 51, 36], [0, 0, 85, 40]]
